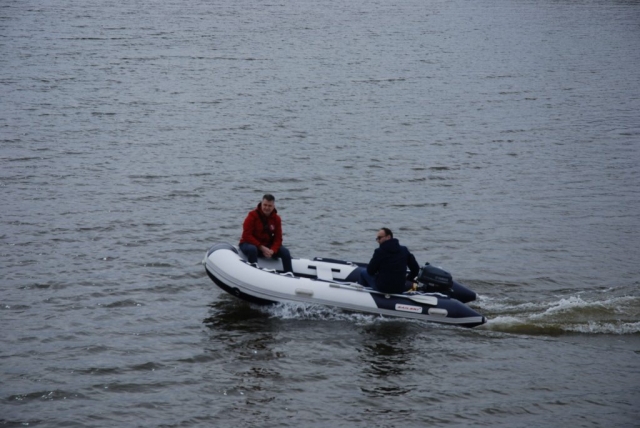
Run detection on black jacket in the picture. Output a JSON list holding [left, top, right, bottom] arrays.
[[367, 238, 420, 293]]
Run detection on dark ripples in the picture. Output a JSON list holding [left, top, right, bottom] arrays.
[[2, 0, 640, 426]]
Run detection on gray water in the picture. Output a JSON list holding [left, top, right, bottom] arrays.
[[2, 0, 640, 426]]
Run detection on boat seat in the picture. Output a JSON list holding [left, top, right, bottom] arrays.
[[315, 265, 334, 281]]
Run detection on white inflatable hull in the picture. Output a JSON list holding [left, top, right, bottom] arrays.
[[203, 242, 486, 328]]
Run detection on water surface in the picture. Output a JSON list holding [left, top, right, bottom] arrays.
[[1, 0, 639, 426]]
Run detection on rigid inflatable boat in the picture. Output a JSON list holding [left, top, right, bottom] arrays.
[[203, 242, 486, 328]]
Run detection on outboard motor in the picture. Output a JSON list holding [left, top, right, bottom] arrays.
[[417, 263, 453, 292]]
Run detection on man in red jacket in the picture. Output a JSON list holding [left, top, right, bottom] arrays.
[[239, 194, 293, 273]]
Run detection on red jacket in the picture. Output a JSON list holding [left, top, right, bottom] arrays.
[[239, 203, 283, 252]]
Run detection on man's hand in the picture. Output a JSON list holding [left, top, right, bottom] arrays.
[[260, 245, 274, 258]]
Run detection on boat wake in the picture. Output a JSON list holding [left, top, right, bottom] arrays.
[[207, 283, 639, 335], [262, 301, 397, 325], [207, 297, 438, 327], [478, 292, 640, 335]]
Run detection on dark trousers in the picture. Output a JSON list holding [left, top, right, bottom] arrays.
[[359, 268, 377, 289], [239, 243, 293, 273], [358, 267, 411, 294]]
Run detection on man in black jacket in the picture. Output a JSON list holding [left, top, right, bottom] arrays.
[[360, 228, 420, 294]]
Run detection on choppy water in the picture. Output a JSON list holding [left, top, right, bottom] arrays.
[[2, 0, 639, 426]]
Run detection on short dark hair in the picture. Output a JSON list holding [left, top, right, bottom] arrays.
[[262, 194, 275, 202], [380, 227, 393, 238]]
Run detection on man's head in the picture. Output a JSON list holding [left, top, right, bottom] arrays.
[[376, 227, 393, 245], [260, 194, 276, 216]]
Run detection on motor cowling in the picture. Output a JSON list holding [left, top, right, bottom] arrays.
[[417, 263, 453, 291]]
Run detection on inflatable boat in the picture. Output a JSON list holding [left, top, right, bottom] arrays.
[[203, 242, 486, 328]]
